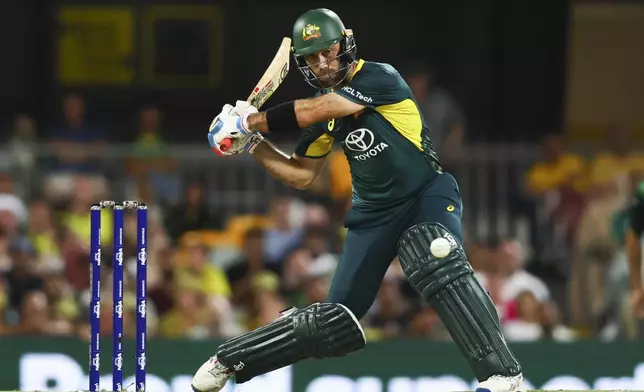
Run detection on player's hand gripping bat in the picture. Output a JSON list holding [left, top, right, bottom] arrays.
[[219, 37, 291, 152]]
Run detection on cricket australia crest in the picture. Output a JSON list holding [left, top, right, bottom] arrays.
[[302, 24, 321, 41]]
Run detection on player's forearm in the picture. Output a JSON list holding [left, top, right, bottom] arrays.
[[246, 94, 360, 133], [292, 98, 334, 127], [626, 229, 643, 290], [247, 112, 271, 132], [246, 99, 325, 133], [251, 142, 316, 190]]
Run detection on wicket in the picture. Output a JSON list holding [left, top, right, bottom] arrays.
[[90, 201, 148, 392]]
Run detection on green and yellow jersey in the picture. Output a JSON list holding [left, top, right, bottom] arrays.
[[295, 59, 442, 207]]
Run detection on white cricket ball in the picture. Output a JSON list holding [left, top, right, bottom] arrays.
[[430, 237, 451, 258]]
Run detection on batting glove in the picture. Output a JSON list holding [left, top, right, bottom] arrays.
[[208, 103, 263, 155]]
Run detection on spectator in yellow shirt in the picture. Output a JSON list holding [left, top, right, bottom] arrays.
[[62, 175, 113, 248], [577, 127, 644, 255], [525, 134, 586, 195], [573, 127, 644, 325], [513, 133, 587, 258], [175, 243, 231, 298], [159, 286, 213, 339], [586, 127, 644, 199]]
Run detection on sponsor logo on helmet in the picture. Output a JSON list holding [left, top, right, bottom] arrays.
[[302, 24, 321, 41]]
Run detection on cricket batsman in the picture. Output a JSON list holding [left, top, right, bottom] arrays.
[[193, 8, 526, 392]]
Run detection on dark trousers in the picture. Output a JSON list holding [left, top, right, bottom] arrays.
[[326, 173, 464, 318]]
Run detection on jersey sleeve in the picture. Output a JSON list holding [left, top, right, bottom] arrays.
[[335, 62, 405, 108], [630, 186, 644, 235], [294, 124, 334, 159]]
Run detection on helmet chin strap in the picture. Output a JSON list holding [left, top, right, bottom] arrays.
[[297, 55, 355, 90], [319, 61, 355, 90]]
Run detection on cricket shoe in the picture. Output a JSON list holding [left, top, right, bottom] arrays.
[[191, 355, 235, 392], [475, 373, 527, 392]]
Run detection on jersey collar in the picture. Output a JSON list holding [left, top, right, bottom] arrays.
[[347, 59, 365, 81], [323, 59, 365, 94]]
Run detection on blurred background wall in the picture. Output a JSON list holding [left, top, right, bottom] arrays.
[[0, 0, 570, 142]]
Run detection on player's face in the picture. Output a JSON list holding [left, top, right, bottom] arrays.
[[304, 43, 343, 87]]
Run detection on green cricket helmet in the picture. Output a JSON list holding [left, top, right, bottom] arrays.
[[291, 8, 357, 89]]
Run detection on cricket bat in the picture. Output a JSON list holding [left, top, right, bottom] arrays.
[[219, 37, 292, 152]]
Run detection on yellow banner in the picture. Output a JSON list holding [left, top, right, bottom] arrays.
[[57, 7, 134, 84]]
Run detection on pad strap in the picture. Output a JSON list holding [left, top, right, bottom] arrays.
[[397, 223, 472, 297], [217, 303, 365, 383]]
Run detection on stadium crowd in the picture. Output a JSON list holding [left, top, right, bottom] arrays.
[[0, 66, 642, 344]]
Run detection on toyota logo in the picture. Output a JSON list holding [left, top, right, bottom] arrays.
[[344, 128, 374, 152]]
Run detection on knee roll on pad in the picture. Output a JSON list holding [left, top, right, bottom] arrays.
[[397, 222, 471, 297], [216, 302, 366, 384], [397, 223, 522, 381]]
